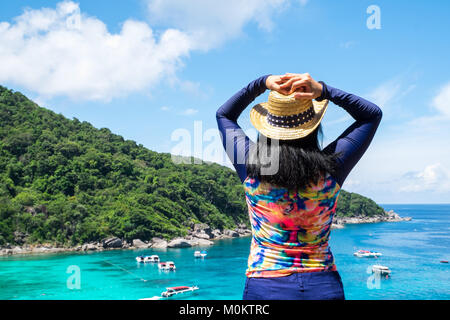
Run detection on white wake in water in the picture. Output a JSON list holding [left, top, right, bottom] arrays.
[[139, 296, 162, 300]]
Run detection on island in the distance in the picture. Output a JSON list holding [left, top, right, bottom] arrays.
[[0, 86, 410, 256]]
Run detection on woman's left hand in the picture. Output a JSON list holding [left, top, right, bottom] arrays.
[[265, 75, 292, 95]]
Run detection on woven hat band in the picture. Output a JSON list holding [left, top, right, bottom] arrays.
[[267, 106, 315, 128]]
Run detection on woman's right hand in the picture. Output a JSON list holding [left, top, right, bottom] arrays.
[[279, 73, 323, 100]]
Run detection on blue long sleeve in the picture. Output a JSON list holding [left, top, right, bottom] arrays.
[[216, 75, 270, 183], [216, 77, 382, 187]]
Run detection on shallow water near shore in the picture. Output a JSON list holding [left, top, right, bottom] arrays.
[[0, 204, 449, 300]]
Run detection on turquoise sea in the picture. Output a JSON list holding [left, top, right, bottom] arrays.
[[0, 204, 449, 300]]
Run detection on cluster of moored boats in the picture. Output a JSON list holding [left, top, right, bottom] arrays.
[[136, 250, 208, 272], [353, 249, 391, 277], [136, 250, 207, 298], [135, 254, 177, 271], [135, 255, 159, 263]]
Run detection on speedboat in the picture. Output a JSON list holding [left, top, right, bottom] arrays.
[[136, 256, 145, 263], [194, 250, 207, 258], [159, 261, 176, 271], [372, 265, 391, 276], [144, 255, 160, 263], [354, 250, 382, 258], [161, 286, 199, 298]]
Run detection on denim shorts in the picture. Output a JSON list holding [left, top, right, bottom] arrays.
[[243, 271, 345, 300]]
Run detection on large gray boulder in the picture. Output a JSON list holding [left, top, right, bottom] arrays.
[[82, 243, 98, 251], [0, 249, 13, 255], [193, 231, 210, 240], [12, 246, 24, 254], [193, 223, 213, 237], [167, 238, 192, 248], [190, 238, 214, 247], [132, 239, 147, 248], [102, 237, 123, 249], [151, 238, 168, 249], [223, 229, 240, 238], [211, 229, 222, 239], [237, 228, 252, 236]]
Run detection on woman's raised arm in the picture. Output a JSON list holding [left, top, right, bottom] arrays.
[[216, 75, 272, 183]]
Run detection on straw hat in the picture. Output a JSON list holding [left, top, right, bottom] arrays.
[[249, 91, 329, 140]]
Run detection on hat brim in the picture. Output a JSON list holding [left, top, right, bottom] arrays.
[[249, 99, 329, 140]]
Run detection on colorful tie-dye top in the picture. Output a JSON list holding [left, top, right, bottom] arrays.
[[244, 175, 341, 278], [216, 76, 382, 278]]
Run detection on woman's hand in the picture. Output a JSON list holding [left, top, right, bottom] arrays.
[[265, 75, 287, 93], [279, 73, 323, 100]]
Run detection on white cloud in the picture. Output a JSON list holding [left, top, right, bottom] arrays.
[[0, 1, 306, 101], [0, 1, 193, 101], [340, 41, 355, 49], [406, 81, 450, 130], [366, 77, 415, 109], [161, 105, 199, 116], [400, 163, 450, 193], [180, 108, 199, 116], [146, 0, 298, 50], [367, 80, 400, 107], [432, 82, 450, 118]]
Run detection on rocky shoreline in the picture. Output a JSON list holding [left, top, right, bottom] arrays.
[[1, 211, 411, 257], [331, 210, 412, 229], [0, 223, 252, 256]]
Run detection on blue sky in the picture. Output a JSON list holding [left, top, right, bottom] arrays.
[[1, 0, 449, 204]]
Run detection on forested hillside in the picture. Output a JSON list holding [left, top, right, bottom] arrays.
[[0, 86, 385, 246]]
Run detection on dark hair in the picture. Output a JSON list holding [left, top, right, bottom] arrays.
[[246, 125, 339, 190]]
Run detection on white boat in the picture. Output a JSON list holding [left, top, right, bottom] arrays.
[[194, 250, 207, 258], [159, 261, 176, 271], [372, 265, 391, 276], [144, 255, 160, 263], [354, 250, 382, 258], [161, 286, 199, 298], [136, 256, 145, 263]]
